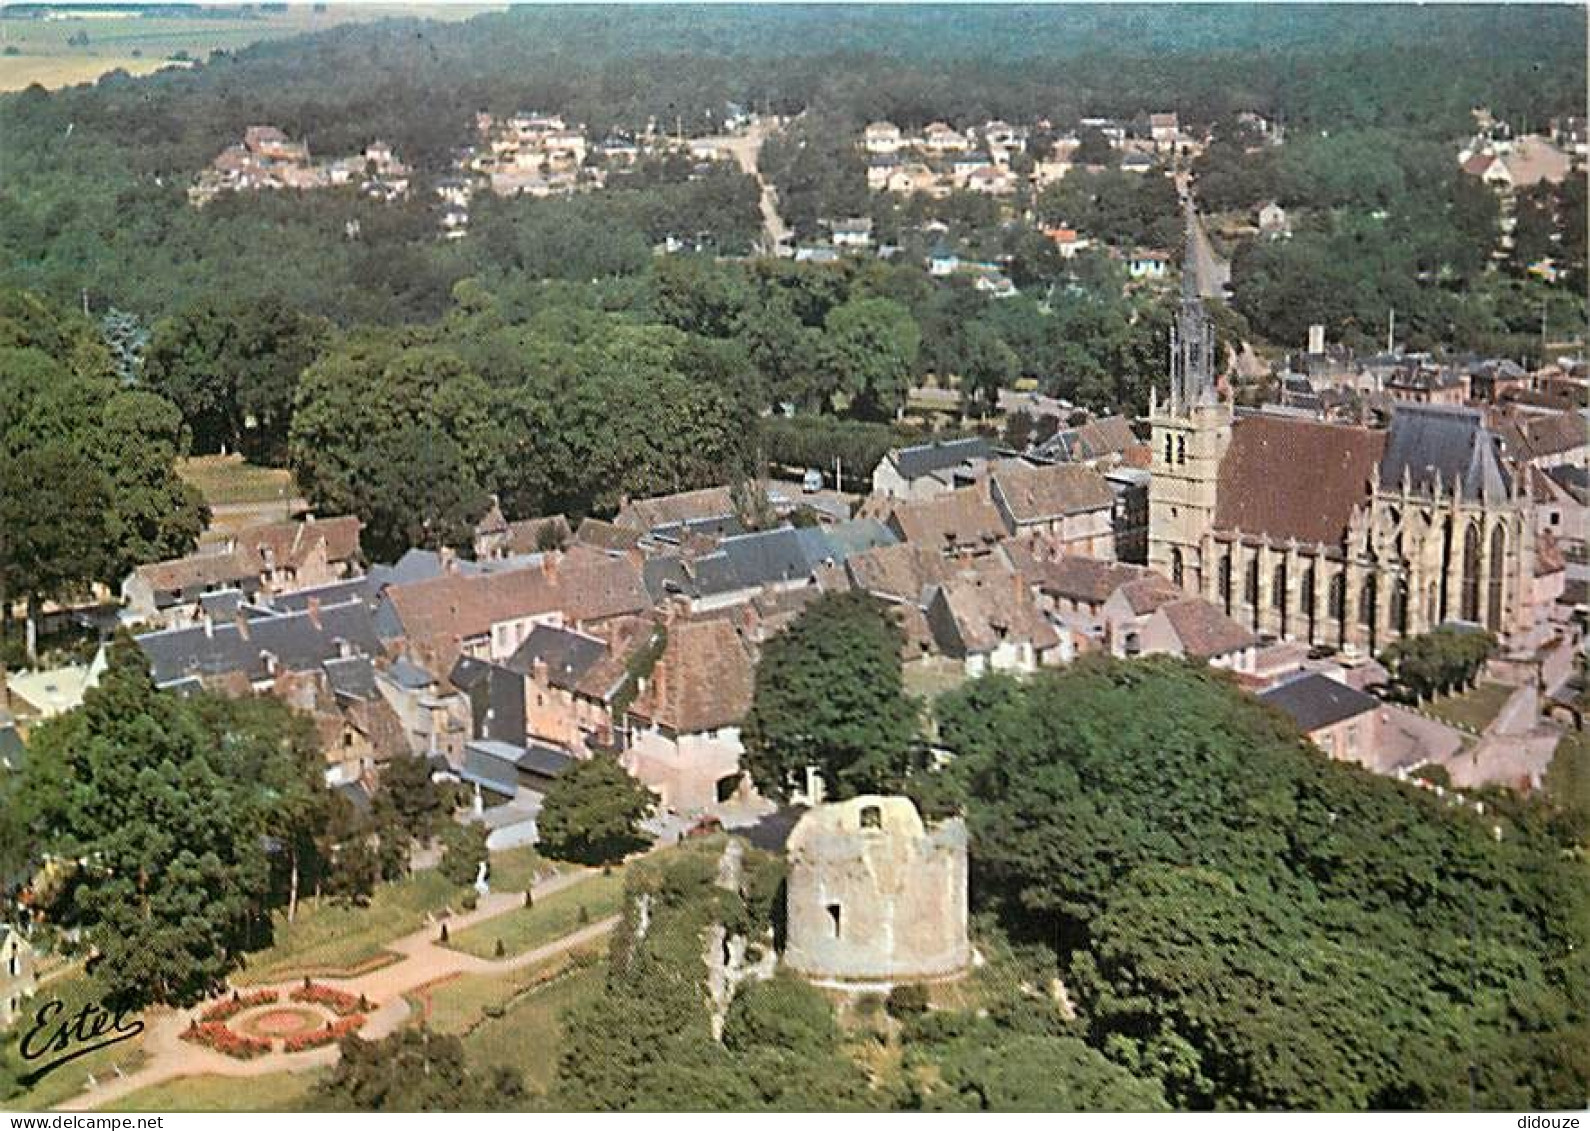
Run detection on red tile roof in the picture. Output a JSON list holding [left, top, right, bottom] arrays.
[[1215, 416, 1384, 546], [630, 617, 754, 734]]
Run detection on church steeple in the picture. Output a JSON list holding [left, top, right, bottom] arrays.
[[1168, 212, 1218, 414]]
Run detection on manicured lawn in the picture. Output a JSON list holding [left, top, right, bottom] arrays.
[[462, 965, 604, 1095], [486, 844, 555, 894], [176, 455, 298, 507], [448, 870, 625, 961], [98, 1069, 325, 1113], [1425, 682, 1515, 734], [413, 941, 606, 1036], [236, 867, 464, 985], [4, 972, 150, 1112]]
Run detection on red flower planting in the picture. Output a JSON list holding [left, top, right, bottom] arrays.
[[181, 1021, 272, 1059], [290, 982, 366, 1016], [282, 1014, 366, 1052], [200, 989, 279, 1023]]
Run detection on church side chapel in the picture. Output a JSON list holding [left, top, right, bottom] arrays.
[[1148, 223, 1553, 662]]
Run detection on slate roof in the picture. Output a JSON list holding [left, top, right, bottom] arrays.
[[1379, 405, 1511, 503], [888, 437, 996, 482], [1260, 672, 1380, 732], [1216, 415, 1385, 546], [324, 654, 378, 701], [270, 578, 372, 613], [136, 599, 382, 687], [381, 657, 438, 691], [649, 521, 896, 602], [506, 624, 608, 691]]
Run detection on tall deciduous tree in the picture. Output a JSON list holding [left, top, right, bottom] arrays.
[[537, 754, 655, 866], [742, 592, 918, 801]]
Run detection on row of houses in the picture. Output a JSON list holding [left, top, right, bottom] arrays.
[[189, 126, 411, 206], [861, 113, 1198, 200]]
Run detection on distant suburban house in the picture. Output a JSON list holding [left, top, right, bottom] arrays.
[[831, 216, 874, 249], [1126, 249, 1170, 279], [1257, 200, 1290, 237], [871, 436, 996, 501], [123, 516, 363, 626]]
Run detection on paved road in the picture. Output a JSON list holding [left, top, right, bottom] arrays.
[[1184, 201, 1231, 299], [693, 118, 791, 253], [58, 869, 618, 1112]]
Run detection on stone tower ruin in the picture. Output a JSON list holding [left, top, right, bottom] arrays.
[[784, 794, 969, 986]]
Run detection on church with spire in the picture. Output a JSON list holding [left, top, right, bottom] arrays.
[[1147, 217, 1554, 658]]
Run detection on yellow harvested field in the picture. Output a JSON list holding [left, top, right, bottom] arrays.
[[0, 6, 500, 92]]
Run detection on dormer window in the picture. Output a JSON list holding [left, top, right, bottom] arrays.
[[860, 805, 882, 830]]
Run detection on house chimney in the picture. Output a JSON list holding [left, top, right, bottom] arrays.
[[234, 608, 250, 642], [261, 649, 278, 676], [439, 547, 457, 574], [202, 612, 214, 639], [307, 596, 322, 631]]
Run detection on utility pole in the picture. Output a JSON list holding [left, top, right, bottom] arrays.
[[1386, 308, 1395, 354]]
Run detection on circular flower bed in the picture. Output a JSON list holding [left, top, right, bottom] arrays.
[[237, 1006, 324, 1039], [183, 985, 378, 1058]]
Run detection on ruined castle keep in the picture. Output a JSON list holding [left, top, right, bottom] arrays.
[[784, 795, 969, 986]]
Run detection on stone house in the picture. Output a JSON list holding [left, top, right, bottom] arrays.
[[870, 437, 996, 501], [123, 515, 363, 626], [885, 488, 1007, 558], [988, 460, 1117, 558], [623, 616, 757, 814]]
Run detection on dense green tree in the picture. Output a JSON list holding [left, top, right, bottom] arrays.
[[19, 640, 271, 1007], [742, 592, 918, 801], [935, 656, 1589, 1110], [439, 821, 490, 887], [536, 754, 656, 866], [314, 1027, 527, 1111], [0, 289, 203, 658], [144, 295, 328, 463], [1379, 627, 1495, 703], [823, 297, 921, 420]]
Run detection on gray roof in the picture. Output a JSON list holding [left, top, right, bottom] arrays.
[[1259, 673, 1380, 733], [450, 657, 525, 746], [890, 437, 995, 481], [324, 655, 377, 701], [505, 624, 607, 690], [136, 599, 382, 687], [1379, 405, 1511, 503], [271, 578, 372, 613], [382, 657, 437, 691]]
